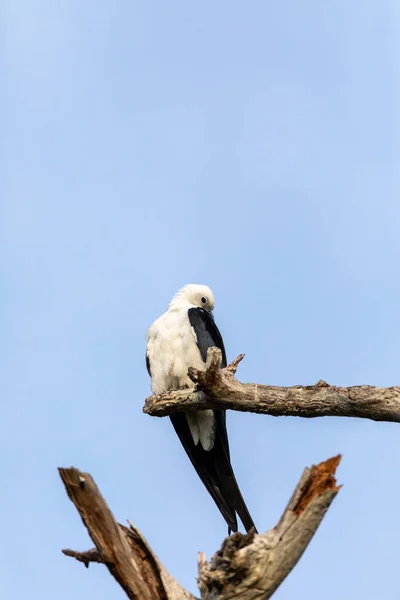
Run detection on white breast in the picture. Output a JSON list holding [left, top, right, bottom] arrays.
[[147, 308, 216, 451], [147, 309, 204, 394]]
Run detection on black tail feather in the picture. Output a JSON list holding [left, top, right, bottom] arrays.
[[213, 413, 258, 533], [170, 413, 238, 531], [170, 411, 257, 534]]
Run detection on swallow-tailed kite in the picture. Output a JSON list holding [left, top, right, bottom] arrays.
[[146, 284, 257, 533]]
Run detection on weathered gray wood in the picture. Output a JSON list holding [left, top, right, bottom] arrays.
[[144, 347, 400, 423], [60, 455, 340, 599], [59, 467, 196, 600], [198, 456, 341, 600]]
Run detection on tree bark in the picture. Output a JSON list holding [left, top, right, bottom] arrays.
[[60, 456, 340, 599], [59, 467, 195, 600], [198, 455, 340, 599], [143, 347, 400, 423]]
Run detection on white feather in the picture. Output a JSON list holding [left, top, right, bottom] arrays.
[[146, 284, 217, 450]]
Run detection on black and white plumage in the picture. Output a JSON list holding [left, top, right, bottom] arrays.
[[146, 284, 257, 533]]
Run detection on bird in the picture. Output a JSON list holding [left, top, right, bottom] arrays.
[[146, 283, 257, 534]]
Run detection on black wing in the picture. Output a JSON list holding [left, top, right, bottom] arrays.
[[187, 307, 227, 366], [146, 352, 151, 376], [170, 308, 257, 533]]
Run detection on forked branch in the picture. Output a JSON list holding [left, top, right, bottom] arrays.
[[143, 347, 400, 423], [60, 456, 341, 599]]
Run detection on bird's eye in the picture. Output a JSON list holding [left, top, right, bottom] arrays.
[[201, 296, 207, 304]]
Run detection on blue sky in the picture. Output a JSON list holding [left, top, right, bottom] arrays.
[[2, 1, 400, 598]]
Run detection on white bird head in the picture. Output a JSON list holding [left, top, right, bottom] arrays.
[[168, 284, 215, 312]]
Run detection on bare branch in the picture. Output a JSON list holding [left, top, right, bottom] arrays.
[[226, 353, 245, 375], [144, 347, 400, 423], [198, 455, 341, 599], [59, 467, 196, 600], [60, 457, 340, 599], [62, 547, 102, 567]]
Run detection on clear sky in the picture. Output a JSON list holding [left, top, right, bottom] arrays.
[[2, 1, 400, 598]]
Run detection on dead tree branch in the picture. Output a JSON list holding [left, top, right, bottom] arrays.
[[60, 457, 340, 599], [198, 455, 341, 599], [143, 347, 400, 423], [62, 547, 102, 567], [59, 467, 196, 600]]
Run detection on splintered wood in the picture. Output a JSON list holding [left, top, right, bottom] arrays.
[[60, 456, 341, 599], [293, 455, 342, 516]]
